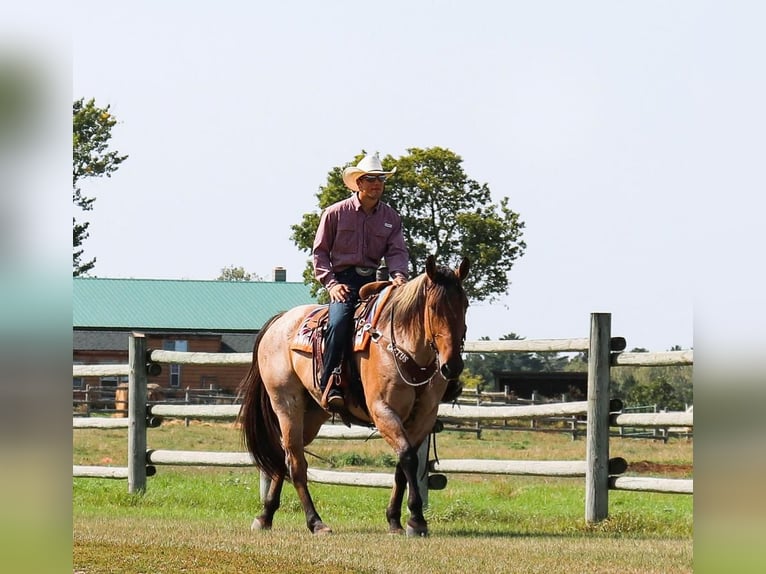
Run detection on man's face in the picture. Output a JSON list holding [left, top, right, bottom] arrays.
[[357, 174, 387, 201]]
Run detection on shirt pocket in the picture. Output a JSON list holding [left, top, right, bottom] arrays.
[[335, 219, 359, 254], [367, 224, 393, 257]]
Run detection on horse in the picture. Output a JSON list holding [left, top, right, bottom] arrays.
[[238, 254, 470, 536]]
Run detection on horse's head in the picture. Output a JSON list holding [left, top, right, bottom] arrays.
[[423, 254, 470, 381]]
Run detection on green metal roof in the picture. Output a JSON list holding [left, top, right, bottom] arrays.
[[73, 277, 316, 331]]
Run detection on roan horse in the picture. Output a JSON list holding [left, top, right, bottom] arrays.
[[238, 254, 470, 536]]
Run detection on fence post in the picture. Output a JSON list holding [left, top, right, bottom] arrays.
[[585, 313, 611, 523], [530, 391, 538, 429], [128, 332, 148, 494], [185, 387, 190, 427]]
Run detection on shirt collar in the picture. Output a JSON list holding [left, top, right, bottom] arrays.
[[352, 192, 379, 212]]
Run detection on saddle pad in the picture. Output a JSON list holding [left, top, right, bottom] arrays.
[[289, 285, 394, 354], [290, 306, 328, 353]]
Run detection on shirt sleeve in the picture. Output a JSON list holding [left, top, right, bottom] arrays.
[[383, 212, 409, 279], [312, 208, 337, 288]]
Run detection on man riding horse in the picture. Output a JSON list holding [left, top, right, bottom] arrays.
[[312, 152, 409, 411]]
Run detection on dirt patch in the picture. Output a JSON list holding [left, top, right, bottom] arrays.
[[160, 418, 238, 428], [628, 460, 693, 476]]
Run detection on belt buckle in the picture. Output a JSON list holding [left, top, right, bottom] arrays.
[[355, 266, 375, 277]]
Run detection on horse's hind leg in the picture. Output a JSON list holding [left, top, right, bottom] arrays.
[[252, 472, 285, 531], [277, 411, 332, 534], [386, 463, 407, 534], [294, 474, 330, 533]]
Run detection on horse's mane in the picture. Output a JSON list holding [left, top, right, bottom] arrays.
[[388, 264, 465, 335]]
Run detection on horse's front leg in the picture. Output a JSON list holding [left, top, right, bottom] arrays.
[[386, 463, 407, 534], [252, 471, 285, 531], [399, 445, 428, 537]]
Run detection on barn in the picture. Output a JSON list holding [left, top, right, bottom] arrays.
[[73, 269, 315, 402], [491, 371, 588, 400]]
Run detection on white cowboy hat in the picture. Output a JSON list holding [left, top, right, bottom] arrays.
[[342, 152, 397, 192]]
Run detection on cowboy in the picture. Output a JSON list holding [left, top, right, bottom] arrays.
[[312, 152, 410, 411]]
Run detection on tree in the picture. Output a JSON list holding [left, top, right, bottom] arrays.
[[609, 346, 693, 410], [290, 147, 526, 302], [73, 98, 128, 276], [216, 266, 263, 281], [622, 370, 690, 411]]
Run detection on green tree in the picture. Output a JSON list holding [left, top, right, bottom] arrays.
[[290, 147, 526, 301], [609, 347, 693, 411], [621, 368, 691, 411], [216, 266, 263, 281], [457, 368, 484, 391], [73, 98, 128, 276]]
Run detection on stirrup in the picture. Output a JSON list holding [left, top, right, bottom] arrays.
[[323, 389, 345, 412], [320, 368, 344, 411]]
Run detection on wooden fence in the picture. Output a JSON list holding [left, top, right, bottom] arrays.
[[74, 384, 234, 418], [72, 312, 693, 524]]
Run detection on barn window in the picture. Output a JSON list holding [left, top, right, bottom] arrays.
[[164, 340, 188, 388], [100, 376, 119, 388], [170, 364, 181, 388]]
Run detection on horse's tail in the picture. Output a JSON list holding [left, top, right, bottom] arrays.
[[238, 312, 287, 480]]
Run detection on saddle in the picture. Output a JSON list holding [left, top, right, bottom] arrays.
[[290, 282, 394, 409]]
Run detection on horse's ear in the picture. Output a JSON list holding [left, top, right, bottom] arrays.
[[425, 254, 436, 279], [456, 257, 470, 281]]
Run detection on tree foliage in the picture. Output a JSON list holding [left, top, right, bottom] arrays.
[[603, 347, 692, 411], [72, 98, 128, 276], [290, 147, 526, 301], [216, 266, 263, 281], [611, 364, 692, 412]]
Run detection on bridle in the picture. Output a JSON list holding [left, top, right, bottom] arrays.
[[386, 305, 439, 386], [380, 281, 467, 387]]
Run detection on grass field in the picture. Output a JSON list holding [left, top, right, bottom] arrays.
[[73, 420, 693, 573]]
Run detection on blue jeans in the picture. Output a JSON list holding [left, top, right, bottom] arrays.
[[320, 268, 374, 388]]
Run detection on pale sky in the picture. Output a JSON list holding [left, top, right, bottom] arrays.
[[68, 1, 766, 353]]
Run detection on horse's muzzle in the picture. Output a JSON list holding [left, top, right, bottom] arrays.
[[439, 357, 464, 381]]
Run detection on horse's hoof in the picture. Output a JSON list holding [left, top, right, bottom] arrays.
[[251, 517, 271, 531], [312, 522, 333, 535], [405, 524, 428, 537], [388, 527, 404, 536]]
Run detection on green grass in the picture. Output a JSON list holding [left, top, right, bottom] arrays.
[[73, 421, 693, 573]]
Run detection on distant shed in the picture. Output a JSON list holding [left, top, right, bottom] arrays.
[[491, 371, 588, 399]]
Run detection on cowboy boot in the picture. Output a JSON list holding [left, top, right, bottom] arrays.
[[320, 367, 344, 412]]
